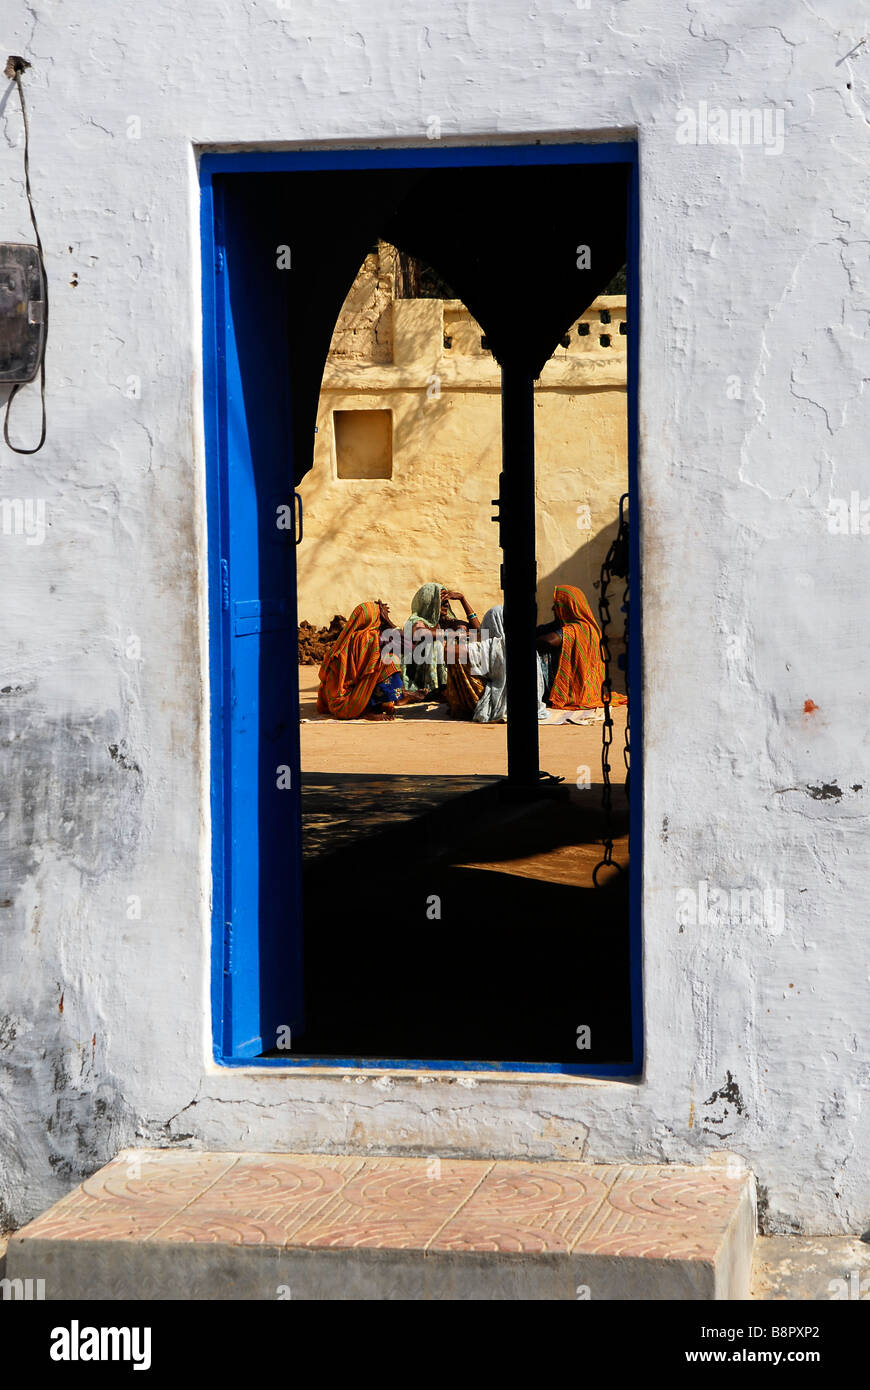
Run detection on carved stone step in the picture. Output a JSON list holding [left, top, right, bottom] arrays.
[[8, 1149, 755, 1300]]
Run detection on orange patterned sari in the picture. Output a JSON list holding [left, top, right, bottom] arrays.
[[548, 584, 628, 710], [316, 602, 400, 719]]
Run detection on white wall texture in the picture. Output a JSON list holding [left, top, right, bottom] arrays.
[[1, 1, 869, 1236]]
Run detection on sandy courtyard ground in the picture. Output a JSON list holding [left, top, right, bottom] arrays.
[[298, 665, 628, 783]]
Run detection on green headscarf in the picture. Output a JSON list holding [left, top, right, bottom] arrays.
[[403, 581, 456, 691]]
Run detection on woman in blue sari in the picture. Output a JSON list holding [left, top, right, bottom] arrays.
[[469, 605, 548, 723]]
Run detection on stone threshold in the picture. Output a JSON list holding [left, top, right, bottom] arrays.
[[8, 1150, 755, 1301]]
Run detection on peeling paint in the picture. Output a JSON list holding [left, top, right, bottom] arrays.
[[806, 782, 843, 800], [107, 742, 141, 775], [701, 1072, 746, 1139]]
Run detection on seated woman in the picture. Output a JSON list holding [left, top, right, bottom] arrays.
[[536, 583, 628, 710], [317, 600, 416, 721], [403, 581, 483, 716], [469, 605, 548, 724]]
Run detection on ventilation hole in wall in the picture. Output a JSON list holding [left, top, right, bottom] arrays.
[[599, 309, 611, 324], [480, 336, 490, 352], [619, 321, 627, 335], [560, 334, 570, 349], [578, 322, 590, 337], [599, 334, 611, 348], [334, 409, 393, 479], [443, 334, 453, 350]]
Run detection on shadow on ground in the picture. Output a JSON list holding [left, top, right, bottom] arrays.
[[282, 775, 633, 1067]]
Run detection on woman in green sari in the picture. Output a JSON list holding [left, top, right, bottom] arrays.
[[403, 581, 483, 710]]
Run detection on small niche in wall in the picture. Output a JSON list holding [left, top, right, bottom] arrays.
[[334, 409, 393, 479]]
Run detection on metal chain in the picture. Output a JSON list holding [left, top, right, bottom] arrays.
[[622, 563, 630, 797], [593, 493, 629, 886]]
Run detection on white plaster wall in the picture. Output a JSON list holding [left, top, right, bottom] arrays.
[[1, 0, 868, 1237]]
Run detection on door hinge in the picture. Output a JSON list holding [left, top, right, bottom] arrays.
[[220, 558, 229, 610], [223, 920, 233, 975], [215, 246, 225, 274]]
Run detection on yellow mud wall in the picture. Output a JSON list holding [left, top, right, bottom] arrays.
[[297, 254, 627, 634]]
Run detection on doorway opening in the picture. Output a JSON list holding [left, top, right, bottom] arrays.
[[201, 142, 641, 1075]]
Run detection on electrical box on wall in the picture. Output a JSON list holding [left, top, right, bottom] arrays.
[[0, 243, 46, 383]]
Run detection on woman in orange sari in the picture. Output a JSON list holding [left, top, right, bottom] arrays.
[[536, 584, 628, 710], [317, 600, 408, 721]]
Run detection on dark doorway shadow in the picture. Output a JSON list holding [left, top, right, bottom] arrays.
[[290, 779, 632, 1066]]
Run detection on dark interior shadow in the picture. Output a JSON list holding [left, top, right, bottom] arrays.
[[299, 864, 631, 1065], [296, 778, 631, 1065]]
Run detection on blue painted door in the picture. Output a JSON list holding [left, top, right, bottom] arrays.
[[214, 177, 303, 1058]]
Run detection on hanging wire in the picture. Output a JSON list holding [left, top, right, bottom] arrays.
[[3, 55, 47, 454]]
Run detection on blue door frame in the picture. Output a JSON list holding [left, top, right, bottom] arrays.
[[201, 140, 643, 1076]]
